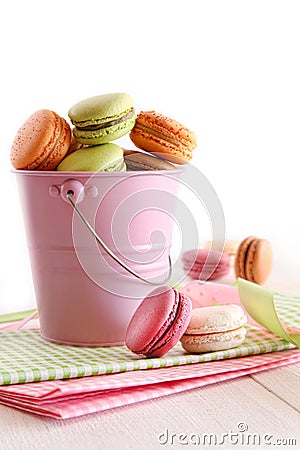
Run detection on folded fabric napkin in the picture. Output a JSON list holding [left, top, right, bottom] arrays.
[[0, 348, 299, 419], [0, 325, 295, 386]]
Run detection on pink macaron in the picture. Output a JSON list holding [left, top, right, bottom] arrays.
[[125, 286, 192, 358], [182, 249, 230, 281]]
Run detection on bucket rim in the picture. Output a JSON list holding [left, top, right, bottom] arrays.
[[12, 168, 184, 177]]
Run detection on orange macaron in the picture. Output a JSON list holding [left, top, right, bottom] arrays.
[[10, 109, 71, 170], [129, 111, 197, 164], [235, 236, 273, 285]]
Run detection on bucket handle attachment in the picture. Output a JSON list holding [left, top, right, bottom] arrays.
[[66, 191, 173, 286]]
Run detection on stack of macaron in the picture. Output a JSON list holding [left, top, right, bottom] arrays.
[[10, 92, 197, 172]]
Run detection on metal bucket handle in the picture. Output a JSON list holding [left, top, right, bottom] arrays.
[[65, 187, 172, 286]]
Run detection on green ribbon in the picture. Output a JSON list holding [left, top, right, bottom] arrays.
[[0, 309, 37, 324], [238, 278, 300, 348]]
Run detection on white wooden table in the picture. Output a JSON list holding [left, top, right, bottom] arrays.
[[0, 364, 299, 449], [0, 273, 299, 450]]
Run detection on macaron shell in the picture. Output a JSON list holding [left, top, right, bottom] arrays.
[[133, 111, 196, 148], [187, 265, 230, 280], [185, 262, 229, 277], [130, 111, 197, 164], [57, 143, 124, 172], [10, 109, 71, 170], [182, 249, 230, 280], [68, 93, 134, 127], [130, 129, 192, 164], [124, 150, 176, 171], [125, 287, 178, 355], [204, 239, 240, 256], [184, 305, 247, 335], [180, 327, 247, 353], [245, 238, 273, 284]]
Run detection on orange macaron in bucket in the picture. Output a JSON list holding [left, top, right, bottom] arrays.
[[10, 109, 71, 171], [130, 110, 197, 164]]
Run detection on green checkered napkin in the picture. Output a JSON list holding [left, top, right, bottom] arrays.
[[1, 281, 299, 386], [274, 293, 300, 330], [0, 325, 294, 386]]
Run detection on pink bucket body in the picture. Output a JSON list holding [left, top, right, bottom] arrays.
[[15, 169, 182, 346]]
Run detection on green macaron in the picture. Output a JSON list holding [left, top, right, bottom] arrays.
[[57, 143, 126, 172], [68, 93, 136, 145]]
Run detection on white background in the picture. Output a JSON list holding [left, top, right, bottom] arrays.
[[0, 0, 299, 313]]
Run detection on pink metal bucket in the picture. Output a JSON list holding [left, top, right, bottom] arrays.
[[15, 169, 182, 346]]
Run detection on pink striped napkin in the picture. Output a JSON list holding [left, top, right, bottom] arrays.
[[0, 310, 38, 331], [0, 348, 299, 419]]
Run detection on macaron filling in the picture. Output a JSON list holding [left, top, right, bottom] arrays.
[[33, 117, 66, 170], [181, 327, 247, 353], [185, 312, 247, 335], [73, 116, 136, 144], [75, 108, 135, 130], [183, 326, 246, 339], [245, 239, 259, 281], [134, 123, 192, 149]]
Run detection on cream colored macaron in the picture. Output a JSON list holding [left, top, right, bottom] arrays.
[[204, 239, 240, 255], [180, 305, 247, 353], [204, 240, 241, 267]]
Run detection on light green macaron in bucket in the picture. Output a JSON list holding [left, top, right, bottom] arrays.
[[57, 143, 126, 172], [68, 93, 136, 145]]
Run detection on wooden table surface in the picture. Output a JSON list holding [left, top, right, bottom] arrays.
[[0, 273, 299, 450], [1, 364, 299, 449]]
